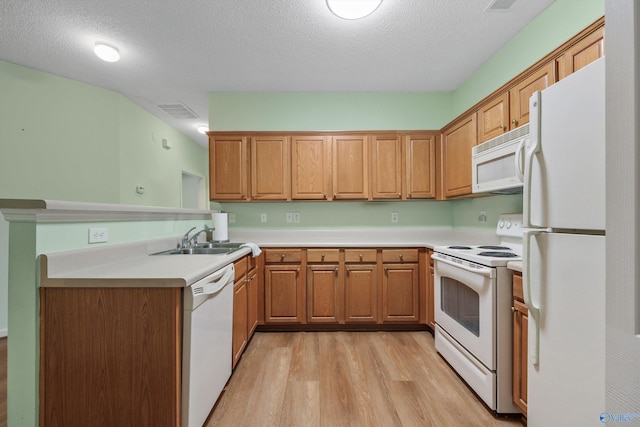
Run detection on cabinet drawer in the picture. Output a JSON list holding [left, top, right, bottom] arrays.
[[307, 249, 340, 263], [344, 249, 377, 263], [264, 248, 302, 263], [234, 256, 248, 281], [513, 272, 524, 302], [381, 249, 418, 263]]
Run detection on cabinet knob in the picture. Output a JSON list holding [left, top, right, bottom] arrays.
[[500, 125, 507, 131], [280, 254, 285, 261], [333, 193, 337, 198], [359, 254, 363, 261], [512, 119, 518, 126], [511, 306, 516, 313], [399, 254, 404, 262], [408, 193, 412, 199], [321, 254, 325, 261], [323, 193, 327, 199], [335, 267, 339, 276]]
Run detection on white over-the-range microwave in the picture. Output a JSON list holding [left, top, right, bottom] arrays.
[[472, 123, 529, 194]]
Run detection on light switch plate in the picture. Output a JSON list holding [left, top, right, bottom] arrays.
[[89, 227, 108, 243]]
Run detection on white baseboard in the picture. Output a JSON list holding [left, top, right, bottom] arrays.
[[0, 328, 7, 338]]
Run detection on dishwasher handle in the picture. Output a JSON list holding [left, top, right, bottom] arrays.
[[191, 264, 235, 296]]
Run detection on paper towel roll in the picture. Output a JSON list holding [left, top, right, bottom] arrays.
[[211, 212, 229, 242]]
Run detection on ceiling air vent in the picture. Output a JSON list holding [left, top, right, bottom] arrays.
[[155, 102, 199, 119], [485, 0, 516, 11]]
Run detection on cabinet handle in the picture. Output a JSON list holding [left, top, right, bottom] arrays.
[[333, 193, 337, 199], [500, 125, 507, 131], [335, 267, 339, 276], [346, 268, 351, 275], [512, 119, 518, 126], [321, 254, 325, 261], [323, 193, 327, 199], [408, 192, 412, 199], [280, 254, 285, 261], [398, 193, 401, 198], [384, 267, 388, 273], [359, 254, 363, 261], [399, 254, 404, 262]]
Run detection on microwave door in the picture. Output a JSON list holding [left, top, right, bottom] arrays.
[[473, 138, 524, 194]]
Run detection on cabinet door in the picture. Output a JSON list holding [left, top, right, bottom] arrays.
[[370, 135, 402, 199], [513, 299, 528, 415], [332, 135, 369, 200], [441, 113, 477, 198], [291, 135, 332, 200], [509, 61, 555, 129], [264, 265, 304, 324], [405, 135, 436, 199], [306, 264, 340, 323], [427, 250, 435, 329], [344, 264, 378, 323], [232, 277, 248, 369], [251, 135, 290, 200], [382, 264, 419, 323], [557, 25, 604, 80], [247, 267, 258, 338], [477, 92, 509, 143], [209, 135, 248, 201]]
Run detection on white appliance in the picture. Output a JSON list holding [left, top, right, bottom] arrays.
[[524, 57, 605, 426], [432, 213, 522, 414], [472, 124, 528, 194], [182, 263, 235, 427]]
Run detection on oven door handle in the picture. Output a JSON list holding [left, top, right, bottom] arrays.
[[432, 254, 495, 278]]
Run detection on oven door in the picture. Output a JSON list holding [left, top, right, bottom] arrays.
[[433, 253, 496, 370]]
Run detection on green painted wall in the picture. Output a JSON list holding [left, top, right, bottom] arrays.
[[451, 0, 605, 117], [209, 92, 452, 131], [0, 60, 209, 206]]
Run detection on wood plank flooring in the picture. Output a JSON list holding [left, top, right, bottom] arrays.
[[206, 331, 524, 427]]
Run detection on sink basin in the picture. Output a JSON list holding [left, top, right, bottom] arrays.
[[152, 242, 245, 256]]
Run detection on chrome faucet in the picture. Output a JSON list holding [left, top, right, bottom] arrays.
[[182, 225, 215, 248], [181, 226, 197, 248]]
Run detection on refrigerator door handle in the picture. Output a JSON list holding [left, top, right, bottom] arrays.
[[515, 138, 526, 183], [523, 228, 549, 366], [524, 91, 542, 229]]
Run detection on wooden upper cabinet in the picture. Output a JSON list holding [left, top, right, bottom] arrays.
[[477, 92, 509, 143], [404, 135, 436, 199], [291, 135, 331, 200], [332, 135, 369, 200], [509, 61, 556, 129], [371, 135, 402, 199], [557, 24, 604, 81], [209, 135, 248, 201], [440, 113, 477, 198], [251, 135, 290, 200]]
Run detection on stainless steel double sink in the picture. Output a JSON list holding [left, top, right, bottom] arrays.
[[152, 242, 245, 256]]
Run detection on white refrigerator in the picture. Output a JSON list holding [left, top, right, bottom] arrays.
[[523, 56, 605, 427]]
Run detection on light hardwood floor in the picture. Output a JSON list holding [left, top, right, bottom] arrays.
[[207, 331, 524, 427]]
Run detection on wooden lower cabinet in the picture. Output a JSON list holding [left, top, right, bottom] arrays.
[[40, 287, 181, 427], [247, 263, 259, 337], [512, 271, 528, 415], [382, 263, 420, 323], [232, 274, 248, 369], [427, 249, 435, 329], [344, 263, 378, 323], [307, 264, 340, 323], [265, 266, 304, 323]]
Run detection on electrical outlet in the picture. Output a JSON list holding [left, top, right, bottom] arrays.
[[228, 213, 236, 223], [286, 212, 293, 223], [479, 210, 487, 223], [88, 227, 108, 243], [391, 212, 399, 223], [260, 213, 267, 223], [293, 212, 300, 223]]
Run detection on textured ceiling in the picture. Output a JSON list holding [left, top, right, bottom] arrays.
[[0, 0, 554, 146]]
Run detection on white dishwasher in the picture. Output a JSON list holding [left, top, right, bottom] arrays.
[[182, 263, 235, 427]]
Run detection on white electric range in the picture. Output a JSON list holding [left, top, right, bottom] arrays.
[[432, 213, 522, 414]]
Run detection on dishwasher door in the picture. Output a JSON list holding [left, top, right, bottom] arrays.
[[182, 263, 234, 427]]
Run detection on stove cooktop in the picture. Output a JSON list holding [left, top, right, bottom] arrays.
[[433, 214, 523, 267]]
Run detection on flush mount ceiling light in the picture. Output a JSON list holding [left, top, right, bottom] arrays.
[[94, 42, 120, 62], [326, 0, 383, 20], [196, 125, 209, 135]]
